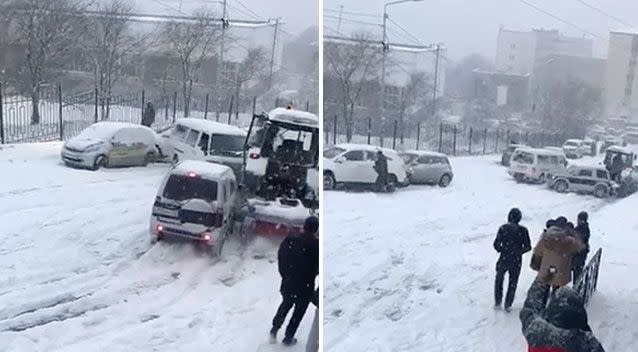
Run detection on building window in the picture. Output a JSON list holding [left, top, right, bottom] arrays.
[[625, 87, 633, 97], [509, 55, 515, 61], [510, 43, 516, 49]]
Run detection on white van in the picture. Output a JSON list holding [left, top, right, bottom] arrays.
[[508, 147, 568, 183], [164, 118, 247, 175], [150, 160, 237, 256]]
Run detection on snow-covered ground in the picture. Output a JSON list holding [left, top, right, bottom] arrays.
[[0, 143, 313, 351], [324, 154, 638, 351]]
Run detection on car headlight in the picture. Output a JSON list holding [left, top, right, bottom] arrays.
[[84, 143, 103, 152]]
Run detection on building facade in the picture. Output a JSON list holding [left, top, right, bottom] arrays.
[[605, 30, 638, 119]]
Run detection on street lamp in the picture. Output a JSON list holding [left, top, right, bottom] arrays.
[[380, 0, 423, 146]]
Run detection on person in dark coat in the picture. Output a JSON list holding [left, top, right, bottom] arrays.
[[270, 216, 319, 346], [493, 208, 532, 311], [373, 150, 389, 192], [573, 211, 591, 284], [611, 153, 624, 182], [520, 276, 605, 351], [142, 102, 156, 127]]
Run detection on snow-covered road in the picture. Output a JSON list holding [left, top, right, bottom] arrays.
[[0, 143, 312, 352], [324, 155, 638, 351]]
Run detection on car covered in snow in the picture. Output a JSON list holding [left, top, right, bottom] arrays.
[[150, 160, 237, 256], [501, 143, 526, 166], [400, 150, 453, 187], [562, 139, 588, 159], [508, 147, 568, 183], [547, 165, 618, 198], [61, 122, 167, 170], [162, 118, 247, 175], [323, 143, 408, 190]]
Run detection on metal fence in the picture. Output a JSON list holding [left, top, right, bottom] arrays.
[[0, 83, 315, 144], [574, 248, 602, 306], [324, 115, 570, 155]]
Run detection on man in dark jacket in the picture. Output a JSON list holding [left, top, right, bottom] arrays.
[[573, 211, 591, 284], [493, 208, 532, 311], [373, 150, 389, 192], [520, 276, 605, 351], [142, 102, 155, 127], [611, 153, 624, 182], [270, 216, 319, 346]]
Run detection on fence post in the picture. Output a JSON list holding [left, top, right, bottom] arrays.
[[275, 97, 280, 108], [252, 96, 257, 116], [469, 127, 473, 154], [0, 82, 4, 144], [58, 85, 63, 141], [227, 95, 234, 124], [94, 87, 99, 122], [333, 114, 337, 144], [392, 120, 397, 149], [367, 117, 372, 145], [141, 89, 145, 123], [453, 125, 457, 156], [438, 123, 443, 153], [495, 129, 500, 153], [306, 100, 310, 111], [164, 95, 169, 121], [416, 123, 421, 150], [172, 91, 177, 122], [483, 128, 487, 154], [204, 93, 209, 120]]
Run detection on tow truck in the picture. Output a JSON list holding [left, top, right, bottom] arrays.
[[602, 146, 638, 197], [237, 106, 319, 236]]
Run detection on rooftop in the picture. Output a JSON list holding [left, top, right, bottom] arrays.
[[176, 118, 247, 136], [172, 160, 234, 180]]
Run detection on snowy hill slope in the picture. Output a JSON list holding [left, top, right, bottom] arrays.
[[324, 155, 637, 351]]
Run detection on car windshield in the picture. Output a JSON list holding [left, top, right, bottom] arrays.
[[171, 124, 189, 142], [261, 122, 318, 166], [324, 147, 345, 159], [210, 134, 245, 157], [162, 175, 217, 202], [564, 141, 579, 147]]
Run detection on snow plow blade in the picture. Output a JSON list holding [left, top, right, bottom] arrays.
[[246, 198, 314, 237]]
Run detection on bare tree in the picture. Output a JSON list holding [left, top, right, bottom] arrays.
[[396, 72, 431, 142], [324, 33, 380, 141], [537, 79, 601, 137], [12, 0, 88, 124], [164, 10, 220, 117], [90, 0, 152, 120], [232, 47, 267, 112]]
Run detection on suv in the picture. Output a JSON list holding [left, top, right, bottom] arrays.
[[323, 144, 408, 190], [562, 139, 588, 159], [400, 151, 453, 187], [149, 160, 237, 256], [547, 166, 618, 198]]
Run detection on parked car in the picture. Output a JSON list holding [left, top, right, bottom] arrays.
[[501, 143, 525, 166], [562, 139, 588, 159], [61, 122, 166, 170], [323, 143, 408, 190], [162, 118, 247, 175], [149, 160, 237, 256], [508, 147, 568, 183], [400, 150, 453, 187], [547, 165, 618, 198]]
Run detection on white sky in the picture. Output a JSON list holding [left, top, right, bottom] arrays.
[[323, 0, 638, 61]]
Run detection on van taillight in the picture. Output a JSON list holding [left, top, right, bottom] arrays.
[[249, 153, 260, 159]]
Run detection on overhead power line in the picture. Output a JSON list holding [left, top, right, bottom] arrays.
[[323, 8, 380, 19], [387, 17, 423, 46], [573, 0, 636, 30], [516, 0, 600, 39], [324, 14, 380, 27]]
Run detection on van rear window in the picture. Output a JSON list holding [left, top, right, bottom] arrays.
[[211, 134, 245, 157], [162, 175, 217, 202], [513, 151, 534, 164]]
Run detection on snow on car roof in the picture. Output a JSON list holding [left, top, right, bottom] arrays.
[[267, 108, 319, 128], [401, 150, 447, 158], [515, 147, 565, 156], [565, 139, 582, 143], [76, 122, 151, 139], [171, 160, 234, 180], [176, 118, 246, 136], [334, 143, 400, 155], [606, 145, 633, 154]]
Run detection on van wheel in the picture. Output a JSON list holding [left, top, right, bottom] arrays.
[[555, 180, 569, 193], [439, 174, 452, 187], [594, 185, 608, 198], [93, 155, 108, 170], [324, 171, 336, 190]]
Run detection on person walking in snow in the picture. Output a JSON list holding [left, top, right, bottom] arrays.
[[520, 275, 605, 351], [142, 102, 156, 128], [493, 208, 532, 311], [573, 211, 591, 284], [532, 224, 584, 306], [270, 216, 319, 346], [373, 150, 389, 192], [611, 153, 624, 182]]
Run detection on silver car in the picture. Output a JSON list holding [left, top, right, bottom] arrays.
[[401, 151, 454, 187], [547, 165, 618, 198]]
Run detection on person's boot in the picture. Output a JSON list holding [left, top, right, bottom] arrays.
[[269, 327, 277, 344], [282, 336, 297, 346]]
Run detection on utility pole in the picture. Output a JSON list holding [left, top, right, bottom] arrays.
[[337, 4, 344, 33], [380, 6, 389, 147], [268, 18, 280, 90], [432, 43, 440, 120], [215, 0, 228, 120]]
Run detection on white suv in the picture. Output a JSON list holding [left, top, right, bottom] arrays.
[[323, 144, 408, 190]]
